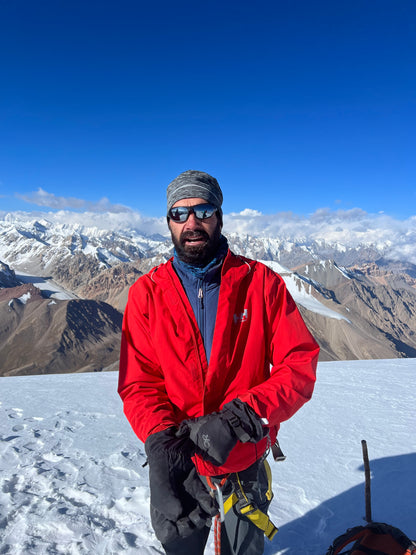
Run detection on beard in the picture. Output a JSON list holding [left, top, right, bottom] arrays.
[[170, 220, 222, 267]]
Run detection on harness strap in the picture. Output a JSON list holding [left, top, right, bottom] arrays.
[[232, 460, 278, 541], [263, 458, 274, 501], [223, 491, 278, 540], [208, 460, 279, 542]]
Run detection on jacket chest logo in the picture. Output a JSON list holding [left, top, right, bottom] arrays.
[[233, 309, 248, 324]]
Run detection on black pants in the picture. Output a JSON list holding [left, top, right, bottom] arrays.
[[155, 459, 272, 555]]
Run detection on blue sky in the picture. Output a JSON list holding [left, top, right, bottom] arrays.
[[1, 0, 415, 219]]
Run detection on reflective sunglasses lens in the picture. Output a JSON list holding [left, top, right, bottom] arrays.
[[169, 207, 190, 222], [169, 204, 217, 222], [194, 205, 216, 219]]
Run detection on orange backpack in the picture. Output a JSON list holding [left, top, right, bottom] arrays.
[[326, 442, 415, 555], [326, 521, 416, 555]]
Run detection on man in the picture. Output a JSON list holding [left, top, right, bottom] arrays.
[[118, 170, 320, 555]]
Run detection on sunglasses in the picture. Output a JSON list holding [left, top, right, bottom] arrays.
[[168, 203, 218, 223]]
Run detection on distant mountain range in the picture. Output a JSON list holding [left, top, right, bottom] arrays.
[[1, 213, 416, 376]]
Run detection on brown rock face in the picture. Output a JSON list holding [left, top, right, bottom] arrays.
[[0, 288, 122, 376]]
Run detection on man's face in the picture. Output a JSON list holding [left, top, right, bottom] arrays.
[[168, 197, 222, 266]]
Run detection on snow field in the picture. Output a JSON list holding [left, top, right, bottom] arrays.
[[0, 360, 415, 554]]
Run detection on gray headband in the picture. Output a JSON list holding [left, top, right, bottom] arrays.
[[167, 170, 223, 216]]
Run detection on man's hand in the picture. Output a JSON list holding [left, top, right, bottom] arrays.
[[150, 467, 218, 545], [145, 428, 218, 545], [145, 427, 195, 521], [176, 399, 268, 466]]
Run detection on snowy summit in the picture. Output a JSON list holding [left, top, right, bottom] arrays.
[[0, 359, 415, 554]]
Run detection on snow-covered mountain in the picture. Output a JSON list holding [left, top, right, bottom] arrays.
[[0, 215, 165, 276], [1, 359, 415, 554], [1, 211, 416, 375], [2, 211, 416, 273]]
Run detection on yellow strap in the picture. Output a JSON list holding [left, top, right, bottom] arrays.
[[239, 503, 279, 540], [223, 491, 238, 514], [264, 459, 274, 502], [222, 462, 279, 541]]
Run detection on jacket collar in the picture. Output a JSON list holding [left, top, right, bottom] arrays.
[[150, 248, 253, 286]]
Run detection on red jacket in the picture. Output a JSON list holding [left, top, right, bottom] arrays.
[[118, 250, 319, 476]]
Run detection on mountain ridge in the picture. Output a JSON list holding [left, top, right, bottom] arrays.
[[1, 212, 415, 375]]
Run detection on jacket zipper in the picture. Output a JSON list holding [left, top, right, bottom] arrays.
[[197, 282, 207, 363], [198, 286, 204, 309]]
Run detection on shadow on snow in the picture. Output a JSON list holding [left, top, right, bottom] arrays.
[[265, 452, 416, 555]]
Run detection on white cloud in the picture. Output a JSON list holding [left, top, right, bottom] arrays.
[[223, 207, 414, 242], [223, 208, 416, 263], [0, 208, 169, 237], [16, 188, 131, 214], [2, 200, 416, 263], [49, 210, 168, 237]]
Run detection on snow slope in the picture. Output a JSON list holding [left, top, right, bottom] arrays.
[[0, 359, 415, 554], [15, 272, 77, 301], [261, 260, 349, 322]]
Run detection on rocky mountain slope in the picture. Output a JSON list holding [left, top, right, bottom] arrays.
[[0, 278, 122, 376], [288, 260, 416, 360], [1, 213, 416, 375], [0, 261, 22, 288]]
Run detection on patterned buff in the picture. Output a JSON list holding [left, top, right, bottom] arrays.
[[167, 170, 223, 217]]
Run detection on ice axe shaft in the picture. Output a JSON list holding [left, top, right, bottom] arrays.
[[361, 439, 372, 523]]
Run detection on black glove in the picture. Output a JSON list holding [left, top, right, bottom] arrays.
[[145, 427, 195, 522], [150, 467, 219, 545], [176, 399, 268, 466], [145, 428, 218, 545]]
